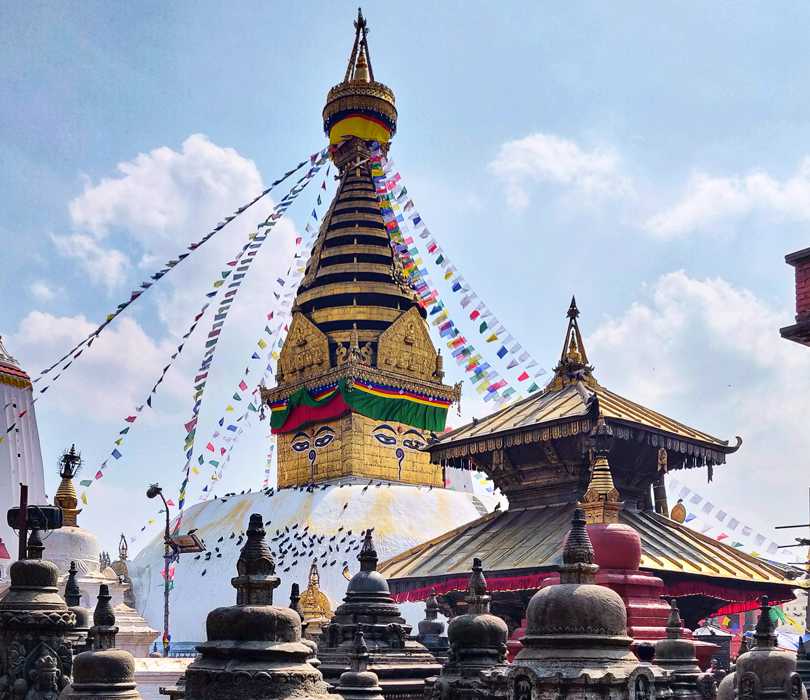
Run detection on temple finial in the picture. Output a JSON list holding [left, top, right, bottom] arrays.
[[548, 296, 596, 391], [55, 444, 83, 527], [560, 508, 598, 584], [233, 513, 279, 605], [579, 412, 622, 524], [568, 295, 579, 319], [343, 7, 374, 84], [358, 528, 378, 572], [665, 599, 683, 639], [466, 558, 491, 614], [753, 595, 776, 649], [65, 561, 81, 607]]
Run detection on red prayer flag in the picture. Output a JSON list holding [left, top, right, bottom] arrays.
[[206, 442, 215, 452], [267, 312, 274, 320], [125, 416, 137, 423], [220, 447, 226, 456], [517, 371, 530, 382], [95, 470, 103, 479], [470, 310, 480, 320], [166, 499, 175, 506], [239, 380, 248, 391]]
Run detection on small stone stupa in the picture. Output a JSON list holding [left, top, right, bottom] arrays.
[[61, 583, 143, 699], [655, 600, 715, 700], [716, 597, 807, 700], [508, 508, 668, 700], [65, 560, 93, 653], [318, 529, 440, 699], [416, 590, 449, 664], [426, 559, 509, 700], [183, 512, 337, 700], [0, 526, 76, 697], [333, 631, 385, 700]]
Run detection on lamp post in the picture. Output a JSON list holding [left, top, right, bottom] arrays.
[[147, 483, 173, 657]]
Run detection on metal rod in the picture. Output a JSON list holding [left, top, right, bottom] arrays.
[[774, 524, 810, 530], [16, 483, 28, 560]]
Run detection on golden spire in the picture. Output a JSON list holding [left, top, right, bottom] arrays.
[[299, 560, 333, 623], [353, 42, 371, 83], [54, 445, 83, 527], [547, 296, 597, 391], [579, 413, 622, 524]]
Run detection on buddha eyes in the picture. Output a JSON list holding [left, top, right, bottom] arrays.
[[292, 438, 310, 452], [374, 433, 397, 446], [402, 439, 424, 450], [314, 433, 335, 448]]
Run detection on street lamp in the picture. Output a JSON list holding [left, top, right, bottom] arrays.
[[146, 483, 205, 657], [147, 483, 173, 657]]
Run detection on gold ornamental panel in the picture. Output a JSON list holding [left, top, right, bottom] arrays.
[[309, 306, 403, 326], [320, 244, 393, 260], [315, 262, 393, 278], [295, 281, 412, 307], [376, 307, 439, 382], [277, 313, 330, 384]]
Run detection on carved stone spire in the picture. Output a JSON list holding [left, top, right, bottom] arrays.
[[560, 508, 598, 584], [92, 584, 118, 650], [358, 528, 378, 572], [753, 595, 777, 649], [232, 512, 279, 605], [65, 561, 82, 607], [466, 557, 490, 615], [579, 413, 622, 524]]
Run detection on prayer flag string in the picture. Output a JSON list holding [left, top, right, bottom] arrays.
[[31, 151, 321, 402]]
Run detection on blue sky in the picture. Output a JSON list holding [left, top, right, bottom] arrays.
[[2, 2, 810, 555]]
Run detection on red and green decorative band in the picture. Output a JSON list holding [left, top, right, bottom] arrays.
[[270, 377, 451, 434]]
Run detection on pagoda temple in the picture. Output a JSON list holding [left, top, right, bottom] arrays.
[[379, 299, 802, 628]]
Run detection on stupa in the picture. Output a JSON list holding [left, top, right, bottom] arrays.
[[129, 8, 496, 645], [183, 513, 337, 700], [318, 529, 441, 699], [299, 561, 334, 640], [333, 631, 386, 700], [507, 508, 669, 700], [0, 334, 47, 579], [44, 446, 157, 657], [61, 584, 144, 699], [415, 590, 449, 664], [716, 597, 807, 700], [425, 559, 509, 700]]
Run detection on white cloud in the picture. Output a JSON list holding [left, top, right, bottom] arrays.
[[488, 132, 634, 209], [645, 157, 810, 238], [29, 281, 57, 302], [12, 311, 187, 420], [587, 271, 810, 528], [51, 233, 129, 292]]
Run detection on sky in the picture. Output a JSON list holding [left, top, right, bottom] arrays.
[[1, 1, 810, 558]]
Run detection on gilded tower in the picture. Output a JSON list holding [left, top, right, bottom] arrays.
[[262, 10, 459, 488]]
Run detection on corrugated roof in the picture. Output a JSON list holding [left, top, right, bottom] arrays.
[[379, 504, 792, 587], [433, 380, 732, 452]]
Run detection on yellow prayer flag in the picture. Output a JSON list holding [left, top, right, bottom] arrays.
[[148, 518, 155, 525], [271, 351, 280, 360], [486, 334, 498, 342], [114, 438, 123, 445], [444, 270, 453, 280], [192, 467, 200, 475], [81, 492, 88, 504], [257, 339, 268, 349], [226, 405, 234, 412]]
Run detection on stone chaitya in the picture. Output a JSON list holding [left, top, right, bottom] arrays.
[[425, 559, 509, 700], [0, 525, 75, 699], [318, 529, 440, 699], [415, 591, 448, 665], [64, 562, 92, 654], [61, 584, 143, 699], [183, 513, 337, 700], [716, 597, 807, 700], [507, 508, 669, 700], [333, 631, 385, 700], [655, 600, 716, 700]]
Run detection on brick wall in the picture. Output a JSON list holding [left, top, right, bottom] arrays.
[[786, 247, 810, 321]]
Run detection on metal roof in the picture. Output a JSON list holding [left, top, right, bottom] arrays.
[[379, 503, 792, 587], [433, 380, 734, 453]]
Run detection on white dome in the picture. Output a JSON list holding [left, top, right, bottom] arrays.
[[130, 481, 495, 642], [43, 526, 101, 577]]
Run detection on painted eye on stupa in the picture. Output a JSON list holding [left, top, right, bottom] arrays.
[[313, 426, 336, 449], [372, 424, 398, 446], [401, 429, 425, 451], [291, 433, 311, 452]]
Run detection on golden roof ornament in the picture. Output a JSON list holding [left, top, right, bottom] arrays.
[[579, 413, 622, 524], [54, 444, 83, 527], [299, 560, 333, 623], [323, 8, 397, 169], [546, 296, 598, 392]]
